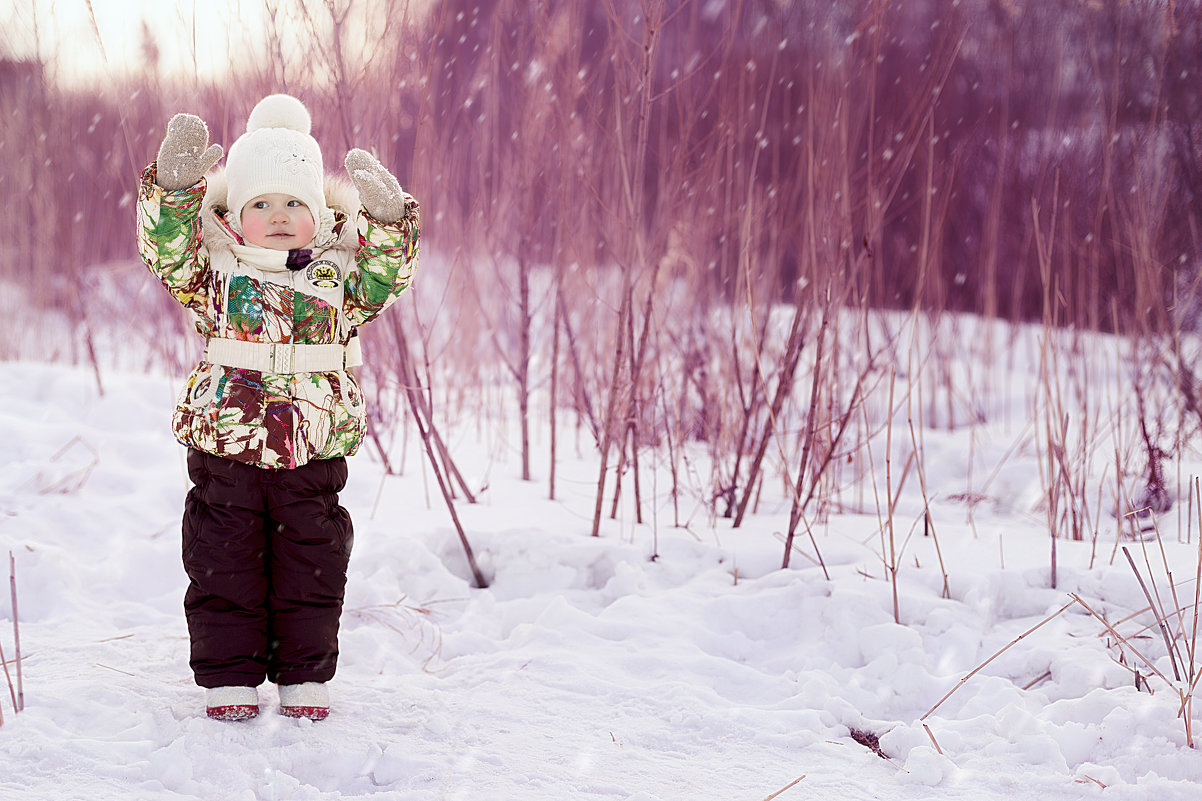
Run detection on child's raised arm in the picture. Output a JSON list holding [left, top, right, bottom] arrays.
[[341, 148, 420, 327], [137, 114, 223, 320]]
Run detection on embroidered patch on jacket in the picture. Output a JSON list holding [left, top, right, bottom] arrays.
[[306, 259, 342, 289]]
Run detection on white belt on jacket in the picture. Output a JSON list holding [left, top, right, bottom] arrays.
[[205, 338, 361, 373]]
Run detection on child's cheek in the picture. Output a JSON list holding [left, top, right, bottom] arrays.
[[241, 212, 267, 247], [295, 215, 316, 244]]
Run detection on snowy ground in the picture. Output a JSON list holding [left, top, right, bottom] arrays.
[[3, 335, 1202, 799]]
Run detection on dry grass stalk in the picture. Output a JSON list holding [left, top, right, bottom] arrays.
[[908, 415, 950, 599], [1070, 593, 1174, 688], [1141, 513, 1191, 647], [922, 600, 1076, 721], [390, 319, 475, 504], [1087, 497, 1202, 749], [386, 336, 487, 588], [586, 0, 680, 538], [591, 293, 631, 538], [1122, 546, 1183, 681], [760, 774, 806, 801], [1190, 477, 1202, 719], [733, 300, 814, 530], [35, 437, 99, 496], [771, 531, 826, 573], [922, 723, 944, 755], [1100, 600, 1199, 655], [1032, 189, 1069, 589], [779, 316, 877, 571], [8, 552, 21, 713], [407, 385, 487, 589], [1070, 591, 1199, 747], [885, 369, 900, 624], [1021, 670, 1053, 691], [0, 634, 11, 724], [549, 261, 564, 502], [348, 597, 444, 671]]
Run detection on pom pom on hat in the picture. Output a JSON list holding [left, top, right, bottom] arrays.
[[225, 94, 328, 242], [245, 94, 312, 135]]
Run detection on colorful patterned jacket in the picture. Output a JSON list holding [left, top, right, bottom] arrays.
[[136, 163, 419, 469]]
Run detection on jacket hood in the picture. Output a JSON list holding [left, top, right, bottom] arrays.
[[202, 167, 361, 251]]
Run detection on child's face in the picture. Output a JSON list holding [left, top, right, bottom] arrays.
[[239, 193, 316, 250]]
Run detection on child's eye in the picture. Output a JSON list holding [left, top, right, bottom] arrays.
[[253, 201, 268, 209], [288, 200, 305, 208]]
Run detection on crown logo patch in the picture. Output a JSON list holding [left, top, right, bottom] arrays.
[[306, 259, 341, 289]]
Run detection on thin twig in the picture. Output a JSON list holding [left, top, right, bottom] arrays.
[[94, 664, 136, 677]]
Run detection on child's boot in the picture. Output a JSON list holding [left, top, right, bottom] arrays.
[[278, 682, 330, 720], [205, 686, 259, 721]]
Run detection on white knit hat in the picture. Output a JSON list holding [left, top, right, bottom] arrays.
[[225, 94, 328, 237]]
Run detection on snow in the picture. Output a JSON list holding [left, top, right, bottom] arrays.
[[2, 327, 1202, 799]]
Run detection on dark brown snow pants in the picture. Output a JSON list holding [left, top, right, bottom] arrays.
[[182, 449, 353, 688]]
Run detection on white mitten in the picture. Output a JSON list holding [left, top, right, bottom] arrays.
[[344, 148, 412, 224]]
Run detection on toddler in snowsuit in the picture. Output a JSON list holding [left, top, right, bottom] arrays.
[[137, 94, 419, 720]]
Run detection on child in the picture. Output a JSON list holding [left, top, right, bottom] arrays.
[[137, 94, 419, 721]]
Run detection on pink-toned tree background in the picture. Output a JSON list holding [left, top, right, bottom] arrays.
[[2, 0, 1199, 539]]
